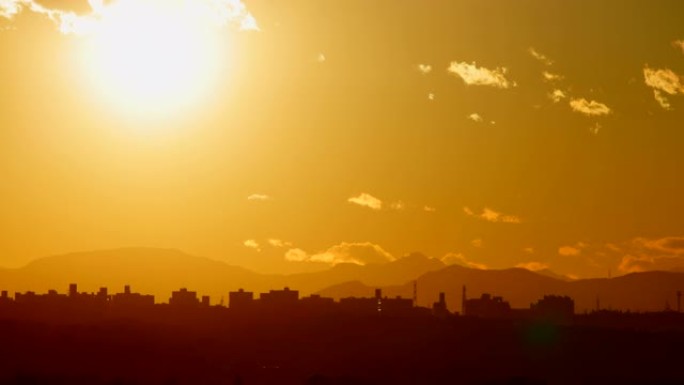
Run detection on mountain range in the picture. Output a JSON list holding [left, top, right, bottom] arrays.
[[1, 247, 682, 312]]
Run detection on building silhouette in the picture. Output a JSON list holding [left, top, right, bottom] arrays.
[[464, 293, 511, 318]]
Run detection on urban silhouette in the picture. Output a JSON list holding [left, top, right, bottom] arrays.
[[1, 283, 683, 384]]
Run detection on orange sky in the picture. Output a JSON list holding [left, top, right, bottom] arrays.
[[1, 0, 684, 278]]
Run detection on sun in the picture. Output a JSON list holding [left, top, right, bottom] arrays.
[[81, 0, 225, 119]]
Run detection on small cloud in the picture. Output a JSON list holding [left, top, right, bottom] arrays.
[[247, 194, 272, 201], [417, 64, 432, 74], [390, 201, 405, 210], [284, 248, 308, 262], [558, 246, 581, 256], [0, 0, 259, 34], [528, 47, 553, 66], [470, 238, 483, 248], [286, 242, 395, 266], [348, 193, 383, 210], [515, 261, 549, 271], [268, 239, 292, 248], [468, 113, 483, 123], [549, 89, 567, 103], [464, 206, 522, 224], [589, 122, 601, 135], [423, 205, 436, 212], [447, 61, 514, 89], [428, 93, 435, 101], [441, 253, 488, 270], [643, 67, 684, 110], [317, 53, 326, 63], [569, 98, 611, 116], [523, 247, 535, 254], [243, 239, 261, 252], [673, 40, 684, 54], [542, 71, 563, 82]]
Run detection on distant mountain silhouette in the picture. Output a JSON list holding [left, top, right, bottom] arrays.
[[317, 265, 684, 312], [0, 248, 444, 302], [2, 248, 682, 312]]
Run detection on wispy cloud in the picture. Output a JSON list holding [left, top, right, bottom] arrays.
[[542, 71, 563, 82], [247, 193, 272, 201], [515, 261, 549, 271], [417, 64, 432, 74], [558, 246, 580, 256], [348, 193, 383, 210], [0, 0, 259, 35], [643, 67, 684, 110], [464, 206, 521, 224], [673, 40, 684, 54], [285, 242, 394, 266], [448, 61, 514, 89], [617, 236, 684, 273], [268, 239, 292, 248], [528, 47, 553, 66], [549, 89, 567, 103], [470, 238, 483, 248], [569, 98, 611, 116], [467, 113, 483, 123], [423, 205, 436, 212], [441, 252, 487, 270], [243, 239, 261, 252]]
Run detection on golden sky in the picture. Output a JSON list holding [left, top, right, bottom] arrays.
[[1, 0, 684, 278]]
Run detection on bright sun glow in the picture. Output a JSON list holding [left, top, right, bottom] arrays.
[[82, 0, 226, 119]]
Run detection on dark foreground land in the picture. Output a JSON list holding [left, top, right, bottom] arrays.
[[1, 312, 683, 385]]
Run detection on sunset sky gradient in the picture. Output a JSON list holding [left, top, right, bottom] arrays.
[[1, 0, 684, 278]]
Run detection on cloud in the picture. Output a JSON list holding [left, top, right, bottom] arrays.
[[569, 98, 611, 116], [674, 40, 684, 54], [423, 205, 436, 212], [468, 113, 483, 123], [427, 93, 435, 101], [463, 206, 521, 224], [1, 0, 259, 35], [617, 236, 684, 273], [247, 193, 272, 201], [441, 253, 487, 270], [243, 239, 261, 252], [348, 193, 383, 210], [589, 122, 601, 135], [417, 64, 432, 74], [523, 247, 535, 254], [390, 201, 405, 210], [285, 242, 395, 266], [549, 89, 567, 103], [317, 53, 326, 63], [528, 47, 553, 66], [448, 61, 514, 89], [542, 71, 563, 82], [558, 245, 581, 256], [268, 239, 292, 248], [515, 261, 549, 271], [284, 248, 308, 262], [470, 238, 483, 248], [643, 67, 684, 110]]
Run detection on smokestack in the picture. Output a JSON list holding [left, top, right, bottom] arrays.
[[413, 281, 418, 307], [375, 288, 382, 300], [461, 285, 466, 315]]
